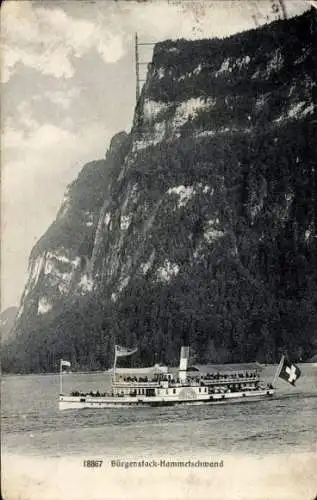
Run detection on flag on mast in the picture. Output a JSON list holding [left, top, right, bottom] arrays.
[[115, 345, 137, 358], [279, 357, 301, 386], [61, 360, 71, 368]]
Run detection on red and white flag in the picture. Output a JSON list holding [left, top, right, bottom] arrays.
[[279, 357, 301, 386], [61, 359, 71, 368], [115, 345, 137, 358]]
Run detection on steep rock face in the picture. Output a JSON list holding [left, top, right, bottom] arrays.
[[14, 131, 130, 328], [0, 307, 18, 344], [97, 10, 317, 362], [5, 10, 317, 372]]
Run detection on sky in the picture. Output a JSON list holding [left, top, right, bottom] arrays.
[[0, 0, 310, 310]]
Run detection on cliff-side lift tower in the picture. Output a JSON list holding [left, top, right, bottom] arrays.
[[135, 33, 155, 103]]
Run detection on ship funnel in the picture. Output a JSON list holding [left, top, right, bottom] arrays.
[[178, 346, 189, 383]]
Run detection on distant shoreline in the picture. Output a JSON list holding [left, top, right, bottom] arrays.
[[1, 362, 316, 377], [1, 370, 108, 377]]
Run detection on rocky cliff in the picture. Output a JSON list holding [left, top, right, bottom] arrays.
[[4, 9, 317, 372], [0, 307, 18, 344], [15, 131, 130, 319]]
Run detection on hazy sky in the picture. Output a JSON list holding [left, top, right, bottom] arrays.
[[1, 0, 310, 310]]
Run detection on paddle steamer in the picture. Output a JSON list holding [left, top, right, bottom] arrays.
[[59, 346, 275, 410]]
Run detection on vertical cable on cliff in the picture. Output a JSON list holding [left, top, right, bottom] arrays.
[[135, 33, 140, 103]]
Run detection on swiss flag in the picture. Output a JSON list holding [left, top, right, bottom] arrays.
[[279, 358, 301, 386]]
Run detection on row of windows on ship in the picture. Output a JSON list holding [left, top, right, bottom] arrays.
[[70, 381, 259, 398], [121, 384, 258, 396], [121, 372, 258, 383]]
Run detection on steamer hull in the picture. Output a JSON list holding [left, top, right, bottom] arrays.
[[59, 388, 275, 410]]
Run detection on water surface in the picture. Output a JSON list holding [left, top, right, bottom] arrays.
[[2, 364, 316, 458]]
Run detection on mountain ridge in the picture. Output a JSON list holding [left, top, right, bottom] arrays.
[[3, 9, 317, 373]]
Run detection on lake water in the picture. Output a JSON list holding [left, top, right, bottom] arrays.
[[2, 364, 317, 500]]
